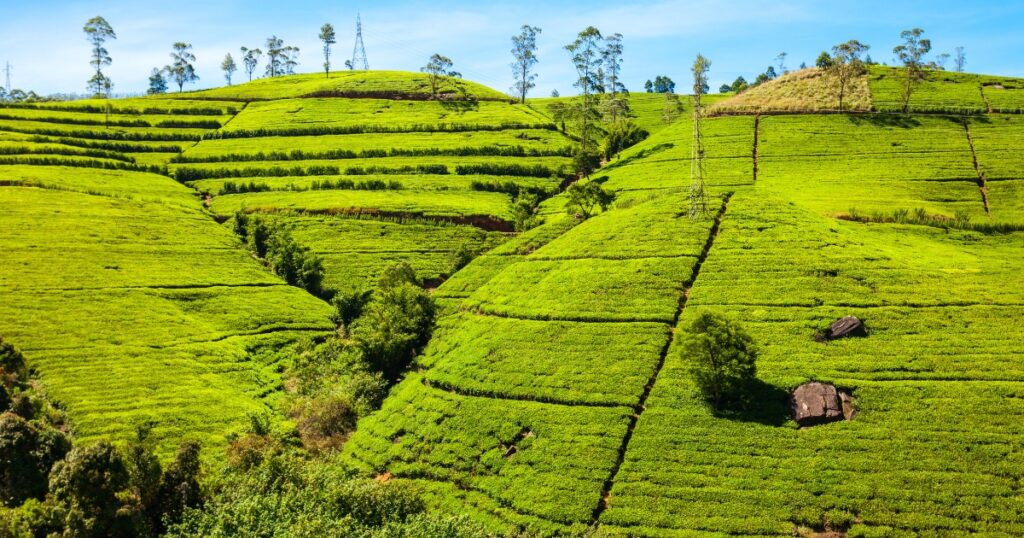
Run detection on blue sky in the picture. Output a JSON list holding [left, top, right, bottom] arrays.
[[2, 0, 1023, 97]]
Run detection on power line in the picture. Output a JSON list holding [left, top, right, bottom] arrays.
[[351, 13, 369, 70]]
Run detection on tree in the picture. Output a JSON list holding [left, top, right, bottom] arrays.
[[644, 79, 654, 93], [49, 442, 140, 536], [319, 23, 336, 78], [221, 53, 237, 85], [893, 28, 932, 113], [510, 25, 542, 104], [0, 414, 69, 507], [662, 92, 683, 123], [283, 46, 300, 75], [565, 181, 614, 219], [935, 52, 951, 70], [153, 441, 202, 534], [677, 312, 758, 408], [604, 119, 648, 160], [565, 26, 604, 152], [829, 39, 869, 111], [123, 426, 161, 532], [718, 83, 731, 94], [730, 76, 749, 93], [83, 16, 116, 97], [601, 33, 627, 122], [651, 75, 675, 93], [815, 51, 834, 69], [754, 72, 770, 85], [351, 271, 436, 381], [421, 54, 454, 99], [775, 51, 788, 74], [147, 68, 168, 95], [265, 36, 285, 77], [241, 47, 262, 81], [510, 192, 541, 231], [764, 65, 778, 80], [954, 46, 966, 73], [168, 42, 199, 92]]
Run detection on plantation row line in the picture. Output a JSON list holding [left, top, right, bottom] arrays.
[[170, 145, 574, 164], [25, 135, 184, 153], [211, 178, 559, 198], [202, 122, 558, 140], [173, 162, 567, 182], [0, 155, 162, 174], [0, 144, 135, 163], [711, 106, 1024, 117], [0, 103, 239, 115], [0, 113, 223, 129], [0, 124, 204, 142]]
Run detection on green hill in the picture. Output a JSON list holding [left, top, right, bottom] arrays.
[[1, 68, 1023, 535]]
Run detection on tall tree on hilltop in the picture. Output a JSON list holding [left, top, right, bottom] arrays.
[[265, 36, 285, 77], [893, 28, 931, 113], [221, 53, 237, 85], [168, 42, 199, 92], [510, 25, 541, 104], [829, 39, 869, 111], [954, 46, 966, 73], [283, 46, 300, 75], [689, 54, 711, 219], [565, 26, 604, 153], [241, 47, 262, 81], [421, 53, 455, 99], [775, 51, 788, 74], [147, 68, 168, 94], [320, 23, 336, 78], [602, 33, 628, 123], [83, 16, 116, 97]]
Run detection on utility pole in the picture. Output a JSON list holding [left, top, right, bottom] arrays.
[[3, 62, 11, 92], [351, 13, 369, 70], [689, 54, 711, 219]]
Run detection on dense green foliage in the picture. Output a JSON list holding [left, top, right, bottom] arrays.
[[678, 312, 758, 408]]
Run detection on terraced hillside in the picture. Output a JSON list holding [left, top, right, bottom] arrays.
[[343, 72, 1024, 536], [0, 97, 336, 453], [1, 67, 1023, 535]]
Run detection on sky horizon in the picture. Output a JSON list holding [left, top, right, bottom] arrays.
[[2, 0, 1023, 98]]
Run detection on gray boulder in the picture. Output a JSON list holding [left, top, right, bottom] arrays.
[[791, 382, 855, 426], [827, 316, 867, 340]]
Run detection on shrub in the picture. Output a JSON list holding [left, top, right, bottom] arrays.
[[290, 395, 359, 454], [0, 414, 70, 507], [603, 120, 649, 160], [565, 181, 615, 219], [48, 441, 143, 536], [573, 148, 602, 178], [455, 163, 560, 178], [677, 312, 758, 409], [511, 192, 542, 231]]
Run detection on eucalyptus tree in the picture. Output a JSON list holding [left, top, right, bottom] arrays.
[[829, 40, 869, 111], [168, 42, 199, 92], [241, 47, 262, 81], [421, 54, 454, 98], [147, 68, 168, 94], [893, 28, 932, 113], [221, 53, 237, 85], [83, 16, 116, 97], [601, 33, 628, 122], [565, 26, 604, 153], [319, 23, 336, 78], [265, 36, 285, 77], [510, 25, 541, 104], [954, 46, 966, 73]]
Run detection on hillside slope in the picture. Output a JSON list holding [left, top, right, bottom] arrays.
[[0, 100, 336, 453], [343, 73, 1024, 535]]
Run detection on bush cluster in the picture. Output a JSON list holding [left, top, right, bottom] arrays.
[[176, 163, 448, 182], [0, 103, 236, 115], [0, 144, 134, 163], [0, 155, 161, 174], [171, 144, 571, 164], [455, 162, 562, 178], [234, 213, 324, 297], [27, 135, 182, 154]]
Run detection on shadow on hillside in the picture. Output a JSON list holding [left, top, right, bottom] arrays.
[[846, 114, 921, 129], [711, 379, 791, 427], [440, 97, 480, 114]]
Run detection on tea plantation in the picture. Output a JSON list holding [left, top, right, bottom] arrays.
[[1, 67, 1023, 535]]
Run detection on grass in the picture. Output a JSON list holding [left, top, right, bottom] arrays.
[[710, 67, 871, 114]]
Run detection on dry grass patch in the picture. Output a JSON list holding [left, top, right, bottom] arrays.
[[711, 68, 871, 114]]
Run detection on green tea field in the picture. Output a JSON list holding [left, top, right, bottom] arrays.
[[1, 39, 1023, 537]]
